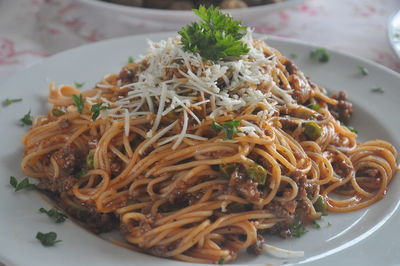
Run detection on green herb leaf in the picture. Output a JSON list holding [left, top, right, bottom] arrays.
[[289, 53, 298, 59], [91, 102, 111, 120], [307, 103, 320, 110], [347, 126, 358, 134], [303, 121, 321, 140], [291, 221, 308, 238], [52, 108, 66, 117], [3, 98, 22, 107], [327, 222, 332, 227], [357, 65, 368, 76], [310, 48, 330, 63], [246, 164, 267, 185], [36, 232, 62, 246], [39, 208, 68, 223], [371, 87, 384, 93], [72, 94, 84, 114], [74, 82, 85, 89], [10, 176, 36, 192], [128, 56, 134, 64], [20, 110, 33, 126], [9, 176, 18, 188], [312, 220, 321, 229], [314, 195, 328, 216], [179, 5, 249, 62], [211, 120, 241, 140], [218, 256, 225, 265]]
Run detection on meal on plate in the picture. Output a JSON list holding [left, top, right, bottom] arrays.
[[20, 5, 397, 264], [102, 0, 287, 10]]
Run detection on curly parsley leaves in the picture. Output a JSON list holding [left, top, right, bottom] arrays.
[[36, 232, 62, 246], [74, 82, 85, 89], [91, 102, 111, 120], [9, 176, 36, 192], [72, 94, 84, 114], [20, 110, 33, 126], [39, 208, 68, 223], [291, 221, 308, 238], [310, 48, 330, 63], [179, 5, 249, 62], [211, 119, 241, 140], [3, 98, 22, 107]]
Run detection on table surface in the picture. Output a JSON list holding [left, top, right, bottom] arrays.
[[0, 0, 399, 265], [0, 0, 399, 83]]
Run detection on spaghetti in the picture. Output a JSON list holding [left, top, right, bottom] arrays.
[[21, 31, 397, 263]]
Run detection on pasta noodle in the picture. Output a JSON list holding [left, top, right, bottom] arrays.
[[21, 31, 397, 263]]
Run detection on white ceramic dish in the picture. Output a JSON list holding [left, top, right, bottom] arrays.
[[76, 0, 304, 25], [388, 10, 400, 58], [1, 32, 400, 266]]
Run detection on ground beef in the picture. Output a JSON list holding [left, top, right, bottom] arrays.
[[289, 74, 312, 104], [37, 175, 77, 193], [329, 91, 353, 124], [52, 146, 81, 174], [58, 119, 71, 129], [229, 170, 261, 201], [246, 235, 265, 255], [265, 221, 292, 239], [332, 157, 352, 178], [118, 64, 138, 85], [265, 200, 296, 220]]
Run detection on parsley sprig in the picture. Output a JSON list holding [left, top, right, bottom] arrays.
[[39, 208, 68, 223], [36, 232, 61, 246], [179, 5, 249, 62], [20, 110, 33, 126], [3, 98, 22, 107], [91, 102, 111, 120], [310, 48, 330, 63], [72, 94, 84, 114], [9, 176, 36, 191], [211, 120, 241, 140]]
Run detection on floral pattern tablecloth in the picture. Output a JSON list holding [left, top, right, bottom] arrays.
[[0, 0, 399, 81]]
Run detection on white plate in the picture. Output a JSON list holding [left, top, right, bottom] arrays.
[[76, 0, 304, 25], [1, 32, 400, 266]]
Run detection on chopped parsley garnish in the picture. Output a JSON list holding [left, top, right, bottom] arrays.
[[128, 56, 134, 63], [310, 48, 330, 63], [20, 110, 33, 126], [52, 108, 66, 117], [72, 94, 84, 114], [307, 103, 320, 110], [219, 163, 237, 179], [347, 126, 358, 134], [312, 220, 321, 229], [179, 5, 249, 62], [9, 176, 36, 192], [291, 221, 308, 237], [3, 98, 22, 107], [218, 256, 225, 265], [371, 87, 384, 93], [314, 195, 328, 216], [357, 65, 369, 76], [74, 82, 85, 89], [211, 119, 241, 140], [36, 232, 61, 246], [91, 102, 111, 120], [289, 53, 298, 59], [39, 208, 68, 223], [327, 222, 332, 227], [76, 168, 88, 178]]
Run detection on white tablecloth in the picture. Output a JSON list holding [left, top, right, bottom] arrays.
[[0, 0, 399, 83]]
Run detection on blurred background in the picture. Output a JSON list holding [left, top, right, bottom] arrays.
[[0, 0, 399, 80]]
